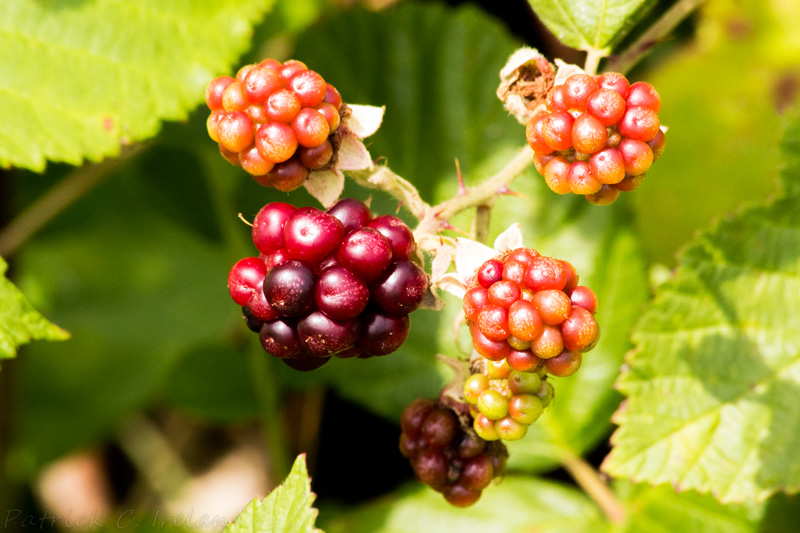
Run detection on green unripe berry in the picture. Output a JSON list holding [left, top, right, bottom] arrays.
[[507, 370, 541, 395], [496, 416, 528, 441], [477, 390, 509, 420], [508, 394, 544, 425], [464, 373, 490, 405], [485, 358, 511, 379], [537, 380, 555, 408], [473, 413, 500, 441]]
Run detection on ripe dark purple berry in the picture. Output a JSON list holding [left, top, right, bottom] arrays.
[[315, 266, 370, 320], [263, 260, 316, 317], [370, 261, 429, 315], [297, 311, 360, 357]]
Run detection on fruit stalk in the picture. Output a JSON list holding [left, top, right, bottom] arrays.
[[559, 449, 627, 524]]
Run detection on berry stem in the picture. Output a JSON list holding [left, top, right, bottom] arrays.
[[0, 144, 144, 257], [607, 0, 706, 74], [472, 204, 492, 244], [247, 346, 291, 486], [414, 146, 534, 252], [559, 449, 627, 524], [348, 165, 431, 221]]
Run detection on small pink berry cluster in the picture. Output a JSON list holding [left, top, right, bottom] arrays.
[[227, 199, 428, 371], [462, 248, 600, 441], [526, 72, 666, 204], [205, 59, 343, 192]]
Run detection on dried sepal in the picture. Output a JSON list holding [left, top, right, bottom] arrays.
[[497, 47, 555, 125]]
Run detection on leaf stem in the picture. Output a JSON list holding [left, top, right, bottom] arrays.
[[583, 48, 607, 76], [607, 0, 706, 74], [559, 449, 627, 524], [0, 145, 144, 257]]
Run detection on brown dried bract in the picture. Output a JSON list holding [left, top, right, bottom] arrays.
[[497, 48, 555, 125]]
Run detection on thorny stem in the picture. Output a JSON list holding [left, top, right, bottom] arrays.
[[559, 449, 627, 524], [607, 0, 707, 74], [0, 144, 144, 258]]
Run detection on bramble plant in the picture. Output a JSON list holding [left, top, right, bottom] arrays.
[[3, 0, 800, 531]]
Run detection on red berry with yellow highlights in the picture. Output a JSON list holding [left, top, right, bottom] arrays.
[[525, 70, 664, 203]]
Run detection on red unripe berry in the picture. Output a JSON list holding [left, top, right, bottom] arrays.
[[507, 349, 543, 372], [542, 111, 574, 151], [469, 323, 510, 361], [222, 81, 248, 112], [477, 304, 510, 341], [561, 306, 600, 351], [586, 185, 621, 205], [298, 141, 334, 169], [586, 88, 627, 126], [544, 350, 582, 377], [228, 257, 267, 306], [292, 108, 330, 148], [507, 299, 544, 341], [206, 76, 235, 110], [618, 106, 660, 142], [283, 207, 345, 264], [487, 280, 520, 307], [526, 113, 554, 155], [525, 256, 567, 292], [507, 247, 539, 264], [560, 260, 579, 292], [256, 122, 298, 163], [206, 110, 224, 142], [236, 64, 257, 83], [288, 70, 327, 108], [533, 152, 556, 175], [265, 158, 309, 192], [563, 74, 599, 111], [570, 285, 598, 314], [477, 259, 504, 288], [613, 173, 646, 192], [239, 144, 275, 176], [531, 325, 564, 359], [442, 483, 482, 508], [566, 161, 602, 195], [247, 287, 279, 322], [421, 408, 459, 447], [531, 289, 571, 325], [259, 59, 282, 71], [596, 72, 630, 98], [501, 259, 527, 285], [327, 198, 372, 234], [337, 227, 393, 281], [572, 114, 608, 154], [626, 81, 661, 112], [243, 66, 284, 104], [279, 59, 308, 82], [217, 111, 255, 153], [414, 448, 448, 487], [463, 286, 489, 322], [618, 138, 654, 176], [546, 84, 568, 111], [543, 156, 571, 194], [218, 144, 240, 166], [316, 102, 341, 132], [369, 215, 416, 261], [252, 202, 297, 254], [589, 148, 626, 184], [324, 84, 343, 109], [265, 89, 302, 123], [245, 104, 268, 125], [648, 129, 667, 161]]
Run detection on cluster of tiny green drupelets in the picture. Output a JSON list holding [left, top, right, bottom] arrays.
[[527, 72, 665, 204]]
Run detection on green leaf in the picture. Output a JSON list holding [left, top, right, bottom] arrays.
[[615, 483, 759, 533], [0, 256, 69, 359], [526, 0, 655, 51], [320, 477, 607, 533], [603, 184, 800, 500], [225, 454, 319, 533], [0, 0, 271, 171]]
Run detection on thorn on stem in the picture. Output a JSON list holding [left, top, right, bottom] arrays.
[[455, 159, 467, 196], [498, 185, 526, 199]]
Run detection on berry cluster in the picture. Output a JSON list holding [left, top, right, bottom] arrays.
[[462, 247, 599, 440], [228, 199, 428, 371], [399, 398, 508, 507], [526, 72, 666, 204], [205, 59, 344, 192]]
